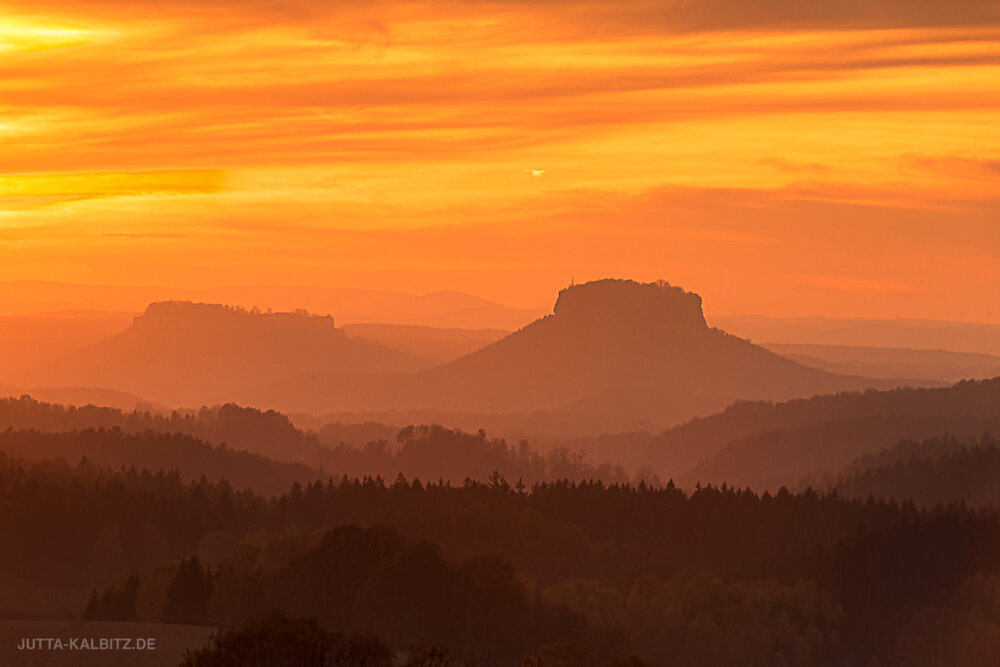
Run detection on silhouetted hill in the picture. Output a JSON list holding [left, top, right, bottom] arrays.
[[26, 302, 421, 406], [0, 396, 327, 465], [0, 428, 319, 496], [815, 434, 1000, 508], [0, 384, 160, 412], [655, 378, 1000, 490], [245, 279, 894, 431]]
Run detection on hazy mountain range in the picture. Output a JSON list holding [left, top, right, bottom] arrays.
[[762, 343, 1000, 383], [16, 279, 902, 433], [3, 283, 998, 414], [260, 279, 888, 430], [6, 279, 998, 439], [717, 314, 1000, 356], [0, 281, 545, 329]]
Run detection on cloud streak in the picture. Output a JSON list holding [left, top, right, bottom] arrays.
[[0, 0, 997, 318]]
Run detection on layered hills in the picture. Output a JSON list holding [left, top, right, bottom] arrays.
[[18, 280, 915, 433], [243, 279, 897, 431], [650, 377, 1000, 490]]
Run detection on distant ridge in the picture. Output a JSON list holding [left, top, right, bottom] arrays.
[[0, 281, 545, 330], [716, 314, 1000, 356], [763, 342, 1000, 383]]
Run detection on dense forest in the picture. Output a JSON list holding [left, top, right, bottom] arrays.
[[5, 383, 1000, 665], [815, 433, 1000, 508], [5, 450, 1000, 665], [0, 398, 633, 486], [0, 428, 320, 496], [0, 397, 326, 464]]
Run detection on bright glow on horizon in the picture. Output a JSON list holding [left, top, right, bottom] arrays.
[[0, 17, 97, 52]]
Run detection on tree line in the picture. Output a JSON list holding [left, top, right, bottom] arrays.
[[0, 398, 635, 486], [6, 451, 1000, 664]]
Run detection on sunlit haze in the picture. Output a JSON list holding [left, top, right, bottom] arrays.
[[1, 1, 999, 318], [4, 4, 1000, 663]]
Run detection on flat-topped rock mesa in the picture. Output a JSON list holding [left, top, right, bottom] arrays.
[[552, 279, 707, 335], [133, 301, 343, 340], [25, 301, 420, 406]]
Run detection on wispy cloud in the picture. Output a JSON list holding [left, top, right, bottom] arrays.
[[0, 170, 227, 208], [0, 0, 997, 318], [902, 154, 1000, 181]]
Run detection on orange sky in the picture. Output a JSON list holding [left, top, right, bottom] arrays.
[[1, 0, 998, 319]]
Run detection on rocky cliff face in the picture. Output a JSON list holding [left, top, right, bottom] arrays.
[[135, 301, 342, 338], [552, 279, 708, 334]]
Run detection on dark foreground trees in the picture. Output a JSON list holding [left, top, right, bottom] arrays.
[[180, 612, 393, 667], [7, 450, 1000, 664]]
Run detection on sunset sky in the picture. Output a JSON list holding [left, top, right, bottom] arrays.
[[1, 0, 998, 319]]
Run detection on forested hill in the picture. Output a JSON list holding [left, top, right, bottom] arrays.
[[0, 398, 636, 486], [819, 433, 1000, 508], [0, 428, 319, 496], [0, 396, 325, 464], [649, 377, 1000, 487]]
